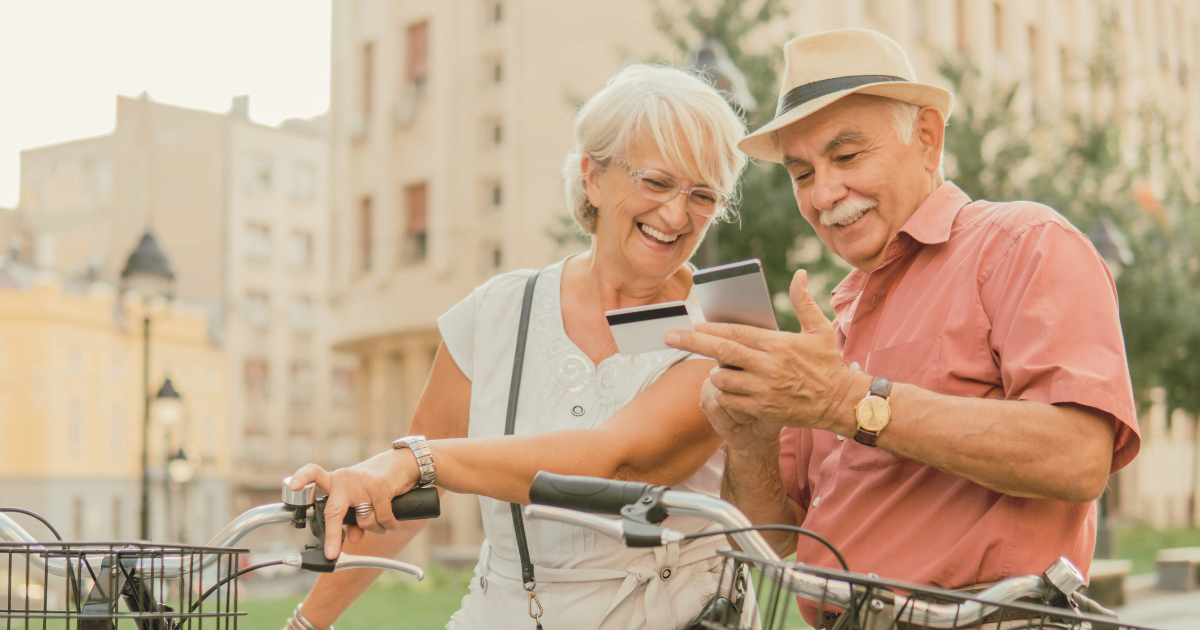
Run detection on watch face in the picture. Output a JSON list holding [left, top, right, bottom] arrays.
[[856, 396, 891, 432]]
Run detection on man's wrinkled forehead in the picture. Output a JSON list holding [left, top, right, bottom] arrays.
[[779, 129, 866, 168], [775, 95, 886, 167]]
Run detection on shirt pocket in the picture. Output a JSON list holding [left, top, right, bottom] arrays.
[[846, 335, 944, 471]]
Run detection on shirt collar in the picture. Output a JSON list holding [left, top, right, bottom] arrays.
[[897, 181, 971, 246], [828, 182, 971, 309]]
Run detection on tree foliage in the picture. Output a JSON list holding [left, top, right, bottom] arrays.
[[651, 3, 1200, 415]]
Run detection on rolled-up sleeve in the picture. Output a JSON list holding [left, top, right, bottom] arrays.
[[982, 221, 1141, 472]]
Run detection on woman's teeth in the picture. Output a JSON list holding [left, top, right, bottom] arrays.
[[639, 223, 678, 244]]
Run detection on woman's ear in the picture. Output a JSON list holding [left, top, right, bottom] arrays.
[[581, 155, 603, 210]]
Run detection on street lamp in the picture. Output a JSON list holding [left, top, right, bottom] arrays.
[[684, 38, 756, 269], [121, 231, 176, 541]]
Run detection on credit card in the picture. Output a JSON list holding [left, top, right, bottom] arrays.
[[605, 301, 695, 355]]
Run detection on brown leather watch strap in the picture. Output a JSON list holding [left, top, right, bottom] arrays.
[[869, 377, 893, 399]]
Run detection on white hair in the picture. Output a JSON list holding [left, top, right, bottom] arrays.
[[870, 95, 945, 181], [562, 64, 748, 235]]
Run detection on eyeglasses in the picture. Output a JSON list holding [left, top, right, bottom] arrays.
[[617, 160, 730, 218]]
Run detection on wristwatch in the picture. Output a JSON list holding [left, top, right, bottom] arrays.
[[853, 377, 893, 447], [391, 435, 437, 487]]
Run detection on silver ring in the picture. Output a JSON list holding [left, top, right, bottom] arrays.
[[354, 502, 374, 519]]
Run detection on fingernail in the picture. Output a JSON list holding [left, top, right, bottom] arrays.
[[325, 544, 336, 559], [664, 332, 680, 346]]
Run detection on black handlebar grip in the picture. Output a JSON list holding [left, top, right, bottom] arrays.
[[342, 487, 441, 526], [528, 471, 652, 516]]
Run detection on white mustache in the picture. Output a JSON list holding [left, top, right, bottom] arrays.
[[819, 197, 878, 227]]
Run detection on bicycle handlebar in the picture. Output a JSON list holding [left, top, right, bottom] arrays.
[[341, 487, 441, 526], [524, 472, 1065, 629], [0, 484, 440, 579], [528, 472, 652, 515]]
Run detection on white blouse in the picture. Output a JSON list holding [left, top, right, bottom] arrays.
[[437, 258, 737, 630]]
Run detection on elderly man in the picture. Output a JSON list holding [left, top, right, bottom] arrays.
[[666, 28, 1140, 622]]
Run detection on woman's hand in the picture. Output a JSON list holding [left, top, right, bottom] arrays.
[[289, 448, 422, 560]]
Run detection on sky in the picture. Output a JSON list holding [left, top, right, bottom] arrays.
[[0, 0, 332, 208]]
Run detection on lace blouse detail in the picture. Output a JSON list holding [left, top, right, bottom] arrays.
[[531, 261, 688, 428]]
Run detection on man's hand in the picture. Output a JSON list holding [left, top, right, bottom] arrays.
[[668, 270, 865, 434]]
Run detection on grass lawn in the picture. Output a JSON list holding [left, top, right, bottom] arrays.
[[239, 567, 470, 630], [1115, 523, 1200, 575]]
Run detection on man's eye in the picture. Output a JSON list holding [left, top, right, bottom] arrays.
[[794, 172, 812, 183], [836, 153, 859, 163]]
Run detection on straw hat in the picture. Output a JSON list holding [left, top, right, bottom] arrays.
[[739, 28, 954, 163]]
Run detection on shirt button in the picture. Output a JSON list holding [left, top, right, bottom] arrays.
[[571, 405, 585, 416], [812, 496, 821, 507], [837, 435, 846, 441]]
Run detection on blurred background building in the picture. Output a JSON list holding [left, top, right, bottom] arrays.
[[7, 93, 358, 524], [0, 271, 227, 543]]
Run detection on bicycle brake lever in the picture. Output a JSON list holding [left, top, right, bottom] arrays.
[[333, 553, 424, 580], [290, 550, 424, 580], [524, 505, 625, 542]]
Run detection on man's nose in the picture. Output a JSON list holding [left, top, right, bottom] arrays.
[[811, 171, 848, 213]]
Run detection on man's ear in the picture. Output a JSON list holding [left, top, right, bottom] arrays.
[[915, 106, 945, 175], [581, 155, 603, 210]]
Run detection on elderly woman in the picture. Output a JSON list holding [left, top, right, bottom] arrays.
[[287, 63, 747, 630]]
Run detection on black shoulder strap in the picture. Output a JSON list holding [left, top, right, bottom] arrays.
[[506, 270, 540, 588]]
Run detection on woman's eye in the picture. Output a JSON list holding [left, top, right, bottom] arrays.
[[692, 191, 717, 206], [643, 178, 674, 192]]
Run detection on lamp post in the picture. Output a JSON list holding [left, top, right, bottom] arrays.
[[156, 377, 190, 542], [121, 231, 176, 541], [684, 38, 756, 268]]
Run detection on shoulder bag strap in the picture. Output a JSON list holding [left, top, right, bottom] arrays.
[[506, 270, 541, 591]]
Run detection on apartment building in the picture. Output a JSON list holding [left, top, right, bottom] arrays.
[[14, 94, 358, 514], [0, 269, 227, 543]]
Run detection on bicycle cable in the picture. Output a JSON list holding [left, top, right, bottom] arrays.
[[0, 507, 64, 541], [682, 524, 850, 573], [189, 560, 286, 612]]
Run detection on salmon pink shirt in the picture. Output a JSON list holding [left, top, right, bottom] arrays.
[[780, 183, 1140, 604]]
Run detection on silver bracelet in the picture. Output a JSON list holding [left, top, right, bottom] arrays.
[[288, 603, 332, 630], [391, 434, 437, 487]]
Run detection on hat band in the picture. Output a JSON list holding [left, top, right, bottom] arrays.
[[776, 74, 909, 117]]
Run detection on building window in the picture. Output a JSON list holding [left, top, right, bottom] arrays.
[[909, 0, 926, 40], [68, 399, 83, 456], [289, 232, 313, 270], [361, 42, 375, 118], [244, 291, 270, 329], [243, 153, 273, 193], [245, 224, 271, 261], [112, 496, 122, 539], [290, 361, 314, 403], [491, 121, 502, 146], [332, 368, 357, 407], [480, 242, 502, 277], [244, 358, 270, 399], [992, 2, 1003, 54], [407, 21, 429, 89], [402, 183, 428, 264], [291, 161, 316, 202], [288, 296, 314, 331], [360, 196, 373, 272], [487, 0, 503, 25], [489, 181, 502, 210], [955, 0, 964, 51], [492, 60, 503, 84], [1028, 25, 1040, 112], [111, 403, 124, 457]]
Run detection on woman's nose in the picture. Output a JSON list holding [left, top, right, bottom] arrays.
[[661, 194, 691, 231]]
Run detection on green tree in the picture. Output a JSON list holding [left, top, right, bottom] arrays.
[[650, 0, 849, 330]]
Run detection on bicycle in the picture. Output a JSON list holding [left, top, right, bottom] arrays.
[[523, 471, 1158, 630], [0, 478, 441, 629]]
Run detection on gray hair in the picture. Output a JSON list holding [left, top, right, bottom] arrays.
[[562, 64, 748, 235], [871, 95, 945, 180]]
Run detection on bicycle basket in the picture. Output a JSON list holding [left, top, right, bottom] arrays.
[[701, 550, 1157, 630], [1, 541, 246, 630]]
